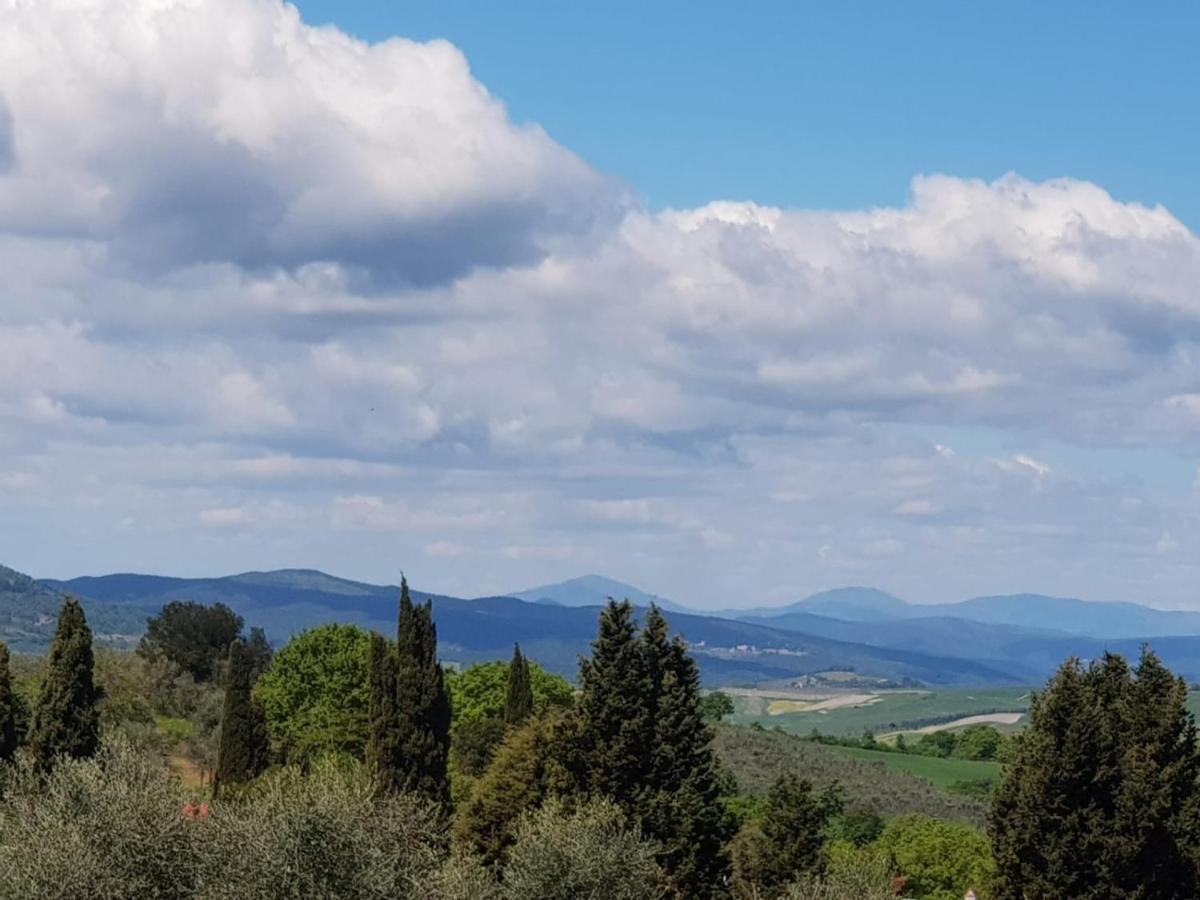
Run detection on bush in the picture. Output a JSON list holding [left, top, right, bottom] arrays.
[[194, 759, 447, 899], [782, 843, 898, 900], [0, 737, 198, 899], [501, 799, 664, 900], [877, 814, 993, 900]]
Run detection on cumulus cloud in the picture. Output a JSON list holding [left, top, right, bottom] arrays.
[[3, 0, 1200, 607]]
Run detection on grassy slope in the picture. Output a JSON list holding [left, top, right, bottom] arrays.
[[828, 746, 1002, 789], [729, 686, 1032, 736], [713, 725, 987, 825]]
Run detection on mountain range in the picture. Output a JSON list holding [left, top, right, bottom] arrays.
[[7, 563, 1200, 687]]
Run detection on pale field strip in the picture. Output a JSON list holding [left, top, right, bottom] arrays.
[[881, 712, 1025, 738]]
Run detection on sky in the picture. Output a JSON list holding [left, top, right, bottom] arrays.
[[1, 0, 1199, 609]]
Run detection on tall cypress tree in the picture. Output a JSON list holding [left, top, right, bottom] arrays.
[[0, 641, 18, 762], [576, 603, 732, 897], [392, 576, 452, 801], [503, 643, 534, 726], [991, 649, 1200, 899], [366, 630, 401, 792], [641, 613, 734, 898], [28, 596, 101, 771], [213, 639, 269, 797], [576, 599, 654, 803]]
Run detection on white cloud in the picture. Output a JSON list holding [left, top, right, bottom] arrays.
[[2, 0, 1200, 607]]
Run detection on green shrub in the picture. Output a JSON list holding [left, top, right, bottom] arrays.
[[0, 737, 198, 899], [782, 843, 897, 900], [193, 758, 447, 899], [500, 799, 664, 900], [877, 814, 993, 900]]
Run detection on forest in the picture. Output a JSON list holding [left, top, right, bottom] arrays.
[[1, 584, 1198, 900]]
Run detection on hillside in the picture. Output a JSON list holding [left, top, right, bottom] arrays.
[[712, 725, 986, 825], [511, 574, 693, 613], [33, 566, 1020, 687], [0, 564, 145, 652]]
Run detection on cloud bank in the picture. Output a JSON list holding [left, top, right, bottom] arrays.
[[2, 0, 1199, 607]]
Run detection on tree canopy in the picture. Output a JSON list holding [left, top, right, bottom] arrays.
[[28, 596, 101, 770], [253, 623, 372, 763], [138, 600, 244, 682], [445, 658, 574, 727]]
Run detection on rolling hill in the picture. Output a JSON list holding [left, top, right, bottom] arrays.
[[27, 566, 1020, 687], [0, 564, 145, 652]]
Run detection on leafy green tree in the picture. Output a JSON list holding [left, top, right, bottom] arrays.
[[138, 600, 244, 682], [214, 639, 269, 795], [0, 641, 17, 761], [879, 814, 993, 900], [503, 644, 533, 726], [392, 576, 452, 802], [253, 623, 372, 763], [28, 596, 101, 770], [826, 804, 885, 847], [990, 650, 1200, 900], [445, 659, 574, 726], [699, 690, 735, 724], [950, 725, 1005, 761]]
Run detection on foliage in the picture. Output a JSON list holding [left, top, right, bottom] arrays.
[[450, 714, 507, 778], [575, 602, 733, 897], [453, 711, 575, 868], [990, 650, 1200, 900], [503, 643, 533, 726], [194, 759, 448, 899], [0, 642, 17, 761], [733, 775, 843, 894], [214, 640, 269, 795], [390, 576, 452, 802], [825, 804, 885, 847], [254, 623, 371, 763], [780, 844, 898, 900], [500, 798, 664, 900], [699, 690, 735, 723], [27, 596, 101, 771], [0, 737, 198, 899], [878, 814, 993, 900], [138, 601, 244, 683], [444, 658, 574, 726], [366, 630, 400, 791]]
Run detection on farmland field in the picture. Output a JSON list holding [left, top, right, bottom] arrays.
[[727, 686, 1033, 736], [829, 746, 1003, 790]]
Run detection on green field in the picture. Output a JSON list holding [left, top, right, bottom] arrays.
[[829, 745, 1003, 790], [729, 686, 1033, 737]]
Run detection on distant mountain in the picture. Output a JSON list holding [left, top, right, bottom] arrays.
[[511, 574, 694, 613], [741, 586, 1200, 641], [36, 567, 1018, 687], [731, 587, 913, 622], [0, 564, 145, 652], [943, 593, 1200, 639]]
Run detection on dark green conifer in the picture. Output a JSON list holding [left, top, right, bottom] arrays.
[[28, 596, 101, 771], [213, 639, 269, 796], [0, 641, 17, 762], [366, 630, 401, 792], [392, 576, 452, 801], [759, 774, 842, 887], [576, 599, 654, 803], [503, 643, 534, 726], [576, 603, 732, 897], [642, 616, 734, 898], [991, 650, 1200, 899]]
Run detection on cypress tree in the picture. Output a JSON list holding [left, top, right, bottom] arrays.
[[576, 603, 733, 897], [576, 599, 654, 803], [392, 576, 452, 801], [213, 639, 269, 796], [991, 649, 1200, 899], [503, 643, 534, 726], [641, 613, 734, 898], [0, 641, 17, 762], [366, 630, 401, 792], [28, 596, 101, 771]]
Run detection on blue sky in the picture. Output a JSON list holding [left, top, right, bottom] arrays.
[[296, 1, 1200, 227], [2, 0, 1200, 609]]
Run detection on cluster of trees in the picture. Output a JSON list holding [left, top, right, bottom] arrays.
[[11, 584, 1200, 900]]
